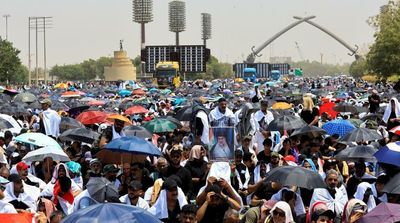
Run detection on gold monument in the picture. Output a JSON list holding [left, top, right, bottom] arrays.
[[104, 40, 137, 81]]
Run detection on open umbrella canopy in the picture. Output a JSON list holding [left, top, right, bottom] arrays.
[[142, 118, 177, 133], [119, 89, 132, 97], [290, 125, 327, 138], [357, 202, 400, 223], [86, 177, 119, 203], [105, 136, 161, 157], [60, 117, 84, 133], [374, 141, 400, 167], [125, 105, 149, 115], [322, 119, 355, 137], [122, 125, 153, 139], [107, 114, 132, 125], [264, 166, 326, 190], [333, 103, 358, 113], [339, 128, 382, 142], [15, 133, 61, 149], [173, 106, 194, 121], [334, 145, 377, 162], [382, 173, 400, 195], [319, 102, 338, 119], [61, 203, 161, 223], [271, 102, 292, 110], [22, 145, 69, 162], [76, 111, 108, 125], [14, 92, 37, 103], [389, 125, 400, 136], [0, 117, 14, 129], [59, 127, 100, 144], [266, 115, 306, 131]]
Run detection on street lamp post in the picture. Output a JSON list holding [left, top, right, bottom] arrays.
[[3, 14, 10, 40]]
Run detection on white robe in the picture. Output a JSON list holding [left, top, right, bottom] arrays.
[[354, 182, 376, 212], [0, 200, 17, 213], [209, 107, 236, 127], [310, 188, 348, 217], [42, 108, 61, 137], [251, 110, 274, 149], [147, 188, 187, 219], [119, 194, 149, 210], [3, 182, 39, 211], [196, 110, 210, 144]]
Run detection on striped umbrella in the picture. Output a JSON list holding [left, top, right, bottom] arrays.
[[374, 141, 400, 167]]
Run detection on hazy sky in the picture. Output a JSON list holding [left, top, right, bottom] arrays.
[[1, 0, 388, 68]]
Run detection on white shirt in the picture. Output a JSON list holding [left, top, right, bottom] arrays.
[[119, 195, 149, 210], [0, 200, 17, 213]]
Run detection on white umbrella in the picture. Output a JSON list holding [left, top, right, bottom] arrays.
[[0, 113, 22, 135], [22, 146, 70, 162], [15, 133, 61, 150]]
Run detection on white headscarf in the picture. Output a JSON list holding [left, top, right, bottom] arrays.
[[353, 182, 376, 211], [270, 201, 295, 223], [383, 97, 400, 123], [147, 188, 187, 219], [3, 182, 39, 211]]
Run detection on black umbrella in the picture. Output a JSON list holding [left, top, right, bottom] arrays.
[[334, 145, 377, 162], [122, 125, 153, 138], [340, 128, 382, 142], [86, 177, 119, 203], [361, 113, 382, 122], [0, 117, 14, 129], [13, 92, 37, 103], [174, 106, 192, 121], [333, 103, 358, 113], [266, 115, 306, 131], [382, 173, 400, 195], [290, 125, 327, 138], [59, 117, 84, 133], [59, 127, 100, 144], [49, 100, 70, 111], [264, 166, 326, 190]]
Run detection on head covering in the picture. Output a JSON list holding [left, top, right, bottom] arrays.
[[16, 162, 29, 172], [188, 145, 203, 161], [89, 158, 101, 167], [103, 164, 119, 174], [38, 198, 56, 220], [84, 151, 93, 161], [342, 199, 367, 223], [263, 199, 278, 210], [353, 182, 376, 211], [383, 97, 400, 123], [271, 188, 306, 216], [66, 161, 82, 176], [302, 159, 317, 172], [147, 184, 188, 219], [51, 163, 71, 184], [270, 201, 294, 223], [310, 202, 334, 222]]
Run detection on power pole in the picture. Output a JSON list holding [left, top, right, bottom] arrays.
[[3, 14, 10, 40]]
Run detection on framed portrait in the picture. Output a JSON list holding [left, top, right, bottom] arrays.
[[209, 127, 235, 161]]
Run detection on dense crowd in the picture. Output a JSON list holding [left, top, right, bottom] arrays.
[[0, 77, 399, 223]]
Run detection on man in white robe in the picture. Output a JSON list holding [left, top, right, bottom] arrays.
[[209, 98, 236, 127], [251, 100, 274, 149], [39, 99, 61, 138]]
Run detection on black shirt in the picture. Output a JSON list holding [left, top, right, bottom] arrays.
[[165, 165, 193, 197], [257, 151, 271, 164], [160, 200, 181, 223], [199, 202, 230, 223], [184, 160, 207, 200], [253, 181, 278, 201], [300, 107, 319, 125]]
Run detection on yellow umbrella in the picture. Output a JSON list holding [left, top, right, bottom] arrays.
[[54, 83, 68, 89], [272, 102, 292, 110], [107, 114, 132, 125]]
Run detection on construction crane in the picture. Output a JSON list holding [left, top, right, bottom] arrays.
[[295, 41, 305, 61]]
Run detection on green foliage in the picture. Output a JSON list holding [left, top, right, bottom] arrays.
[[366, 1, 400, 77], [0, 38, 23, 82], [349, 58, 367, 77], [132, 55, 142, 75], [50, 57, 112, 80], [205, 56, 233, 79], [289, 60, 350, 77]]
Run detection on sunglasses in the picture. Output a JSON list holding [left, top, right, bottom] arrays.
[[273, 210, 285, 217]]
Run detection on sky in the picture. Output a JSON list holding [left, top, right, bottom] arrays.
[[1, 0, 388, 68]]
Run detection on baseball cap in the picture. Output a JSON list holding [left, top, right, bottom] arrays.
[[16, 161, 29, 172], [39, 98, 52, 105], [103, 164, 119, 174]]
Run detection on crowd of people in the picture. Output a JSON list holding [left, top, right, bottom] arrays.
[[0, 76, 399, 223]]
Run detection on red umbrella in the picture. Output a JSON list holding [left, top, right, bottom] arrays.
[[87, 100, 106, 106], [125, 105, 149, 115], [390, 125, 400, 135], [76, 111, 108, 125], [132, 89, 146, 95], [319, 102, 338, 119]]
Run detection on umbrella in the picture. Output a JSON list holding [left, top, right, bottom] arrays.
[[87, 100, 105, 106], [361, 113, 382, 122], [125, 105, 149, 115], [374, 141, 400, 167], [86, 177, 119, 203], [0, 114, 22, 134], [339, 128, 382, 142], [322, 119, 355, 137], [76, 111, 108, 125], [159, 116, 183, 129], [60, 117, 84, 133], [107, 114, 132, 125], [105, 136, 161, 157], [22, 145, 69, 162], [319, 102, 338, 119], [264, 166, 326, 190], [0, 117, 14, 129], [389, 125, 400, 136], [15, 133, 61, 149], [357, 202, 400, 223], [61, 91, 82, 98], [266, 115, 306, 131], [59, 127, 100, 144], [382, 173, 400, 195], [122, 126, 153, 139], [14, 92, 37, 103], [142, 118, 177, 133], [61, 203, 161, 223], [50, 100, 70, 111], [334, 145, 377, 162], [132, 89, 146, 95], [54, 83, 68, 89], [290, 125, 326, 138], [119, 89, 132, 97], [173, 106, 193, 121], [271, 102, 292, 110], [333, 103, 358, 113]]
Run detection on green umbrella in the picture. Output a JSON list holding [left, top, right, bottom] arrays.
[[142, 118, 177, 133]]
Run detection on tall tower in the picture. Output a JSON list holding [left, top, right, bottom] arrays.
[[169, 0, 186, 47], [132, 0, 153, 50], [201, 13, 211, 47]]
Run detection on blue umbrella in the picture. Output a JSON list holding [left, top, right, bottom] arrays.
[[118, 89, 132, 97], [149, 88, 158, 93], [322, 119, 355, 137], [61, 203, 161, 223], [374, 141, 400, 167], [105, 136, 161, 157]]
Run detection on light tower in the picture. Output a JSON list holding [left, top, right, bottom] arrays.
[[132, 0, 153, 50], [169, 0, 186, 47], [201, 13, 211, 47]]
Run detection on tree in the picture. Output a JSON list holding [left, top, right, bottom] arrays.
[[95, 57, 113, 79], [349, 58, 367, 77], [366, 1, 400, 77], [132, 55, 142, 75], [81, 59, 98, 80], [0, 38, 22, 82]]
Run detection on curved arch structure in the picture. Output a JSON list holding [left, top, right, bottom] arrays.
[[245, 16, 359, 63]]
